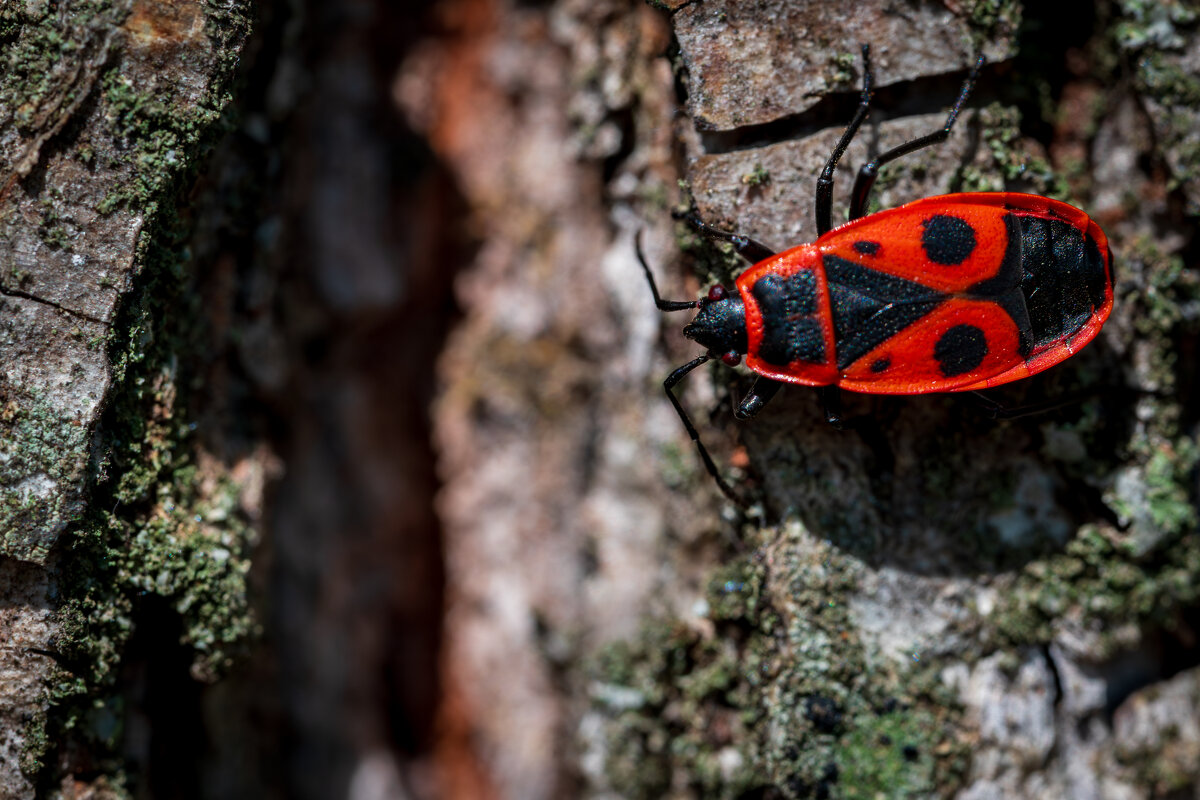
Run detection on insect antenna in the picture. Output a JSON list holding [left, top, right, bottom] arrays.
[[636, 230, 701, 311]]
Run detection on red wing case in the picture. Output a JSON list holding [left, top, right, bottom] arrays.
[[818, 193, 1112, 393]]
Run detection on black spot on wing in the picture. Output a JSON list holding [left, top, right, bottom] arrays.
[[823, 255, 945, 370], [921, 215, 977, 266], [934, 324, 988, 377], [870, 357, 890, 373], [853, 240, 880, 256], [751, 271, 826, 366]]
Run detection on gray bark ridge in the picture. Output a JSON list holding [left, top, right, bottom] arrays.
[[0, 0, 245, 563]]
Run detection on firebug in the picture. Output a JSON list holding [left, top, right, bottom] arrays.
[[640, 45, 1114, 504]]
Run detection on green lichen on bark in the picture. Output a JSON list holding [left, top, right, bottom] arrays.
[[636, 1, 1200, 796], [958, 0, 1022, 51], [588, 522, 968, 799], [952, 102, 1070, 199], [0, 0, 128, 134], [0, 0, 252, 563], [96, 61, 223, 216], [93, 0, 251, 219], [0, 386, 90, 560], [741, 162, 770, 187], [1115, 0, 1200, 208], [989, 234, 1200, 655], [10, 0, 258, 789], [0, 0, 131, 563], [34, 173, 259, 794]]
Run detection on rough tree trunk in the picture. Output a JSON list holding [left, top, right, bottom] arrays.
[[415, 0, 1200, 798], [0, 1, 255, 797], [4, 0, 1200, 799]]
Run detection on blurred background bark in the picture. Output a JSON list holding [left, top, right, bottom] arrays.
[[2, 0, 1200, 798]]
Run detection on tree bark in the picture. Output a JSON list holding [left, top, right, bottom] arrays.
[[6, 0, 1200, 798], [0, 1, 253, 796], [415, 0, 1200, 798]]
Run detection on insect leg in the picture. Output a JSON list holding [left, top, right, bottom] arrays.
[[969, 390, 1089, 420], [819, 385, 845, 429], [848, 54, 986, 220], [675, 211, 777, 264], [664, 355, 747, 506], [815, 43, 874, 236], [735, 377, 783, 420], [636, 230, 701, 311]]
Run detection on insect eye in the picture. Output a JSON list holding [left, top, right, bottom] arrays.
[[707, 285, 728, 302], [721, 352, 742, 367]]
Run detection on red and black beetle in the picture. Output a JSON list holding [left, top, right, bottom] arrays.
[[640, 46, 1113, 504]]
